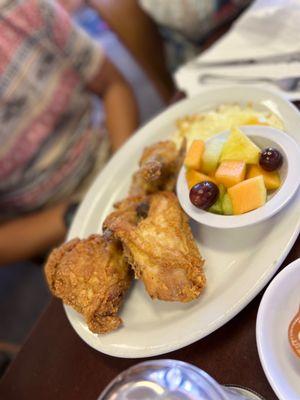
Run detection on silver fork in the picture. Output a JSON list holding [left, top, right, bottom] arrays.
[[198, 73, 300, 91]]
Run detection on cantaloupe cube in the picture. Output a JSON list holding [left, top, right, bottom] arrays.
[[228, 176, 266, 215], [215, 160, 246, 188], [247, 165, 281, 190], [186, 169, 217, 189], [184, 140, 205, 171]]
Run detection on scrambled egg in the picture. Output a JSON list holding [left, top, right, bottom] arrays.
[[172, 104, 284, 148]]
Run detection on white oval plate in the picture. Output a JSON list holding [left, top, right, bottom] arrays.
[[177, 126, 300, 229], [66, 86, 300, 358], [256, 258, 300, 400]]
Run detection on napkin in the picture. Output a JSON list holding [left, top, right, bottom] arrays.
[[174, 0, 300, 100]]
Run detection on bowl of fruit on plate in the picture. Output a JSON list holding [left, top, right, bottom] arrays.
[[176, 126, 300, 229]]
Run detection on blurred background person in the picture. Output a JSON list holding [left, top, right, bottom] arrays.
[[0, 0, 140, 265], [0, 0, 167, 372]]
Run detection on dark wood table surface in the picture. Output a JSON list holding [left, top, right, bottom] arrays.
[[0, 233, 299, 399]]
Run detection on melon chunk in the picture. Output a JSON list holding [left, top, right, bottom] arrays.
[[247, 165, 281, 190], [208, 184, 226, 215], [202, 137, 226, 174], [220, 127, 261, 164], [222, 193, 233, 215], [186, 169, 217, 189], [215, 160, 246, 188], [228, 176, 266, 215], [208, 197, 223, 214], [184, 140, 205, 171]]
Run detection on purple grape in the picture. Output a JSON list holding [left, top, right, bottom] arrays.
[[189, 181, 219, 210], [259, 147, 283, 171]]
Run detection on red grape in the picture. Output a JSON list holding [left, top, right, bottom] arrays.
[[259, 147, 283, 171], [189, 181, 219, 210]]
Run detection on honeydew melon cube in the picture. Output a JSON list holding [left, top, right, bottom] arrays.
[[202, 137, 226, 174]]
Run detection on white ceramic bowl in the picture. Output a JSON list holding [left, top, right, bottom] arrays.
[[176, 126, 300, 229], [256, 258, 300, 400]]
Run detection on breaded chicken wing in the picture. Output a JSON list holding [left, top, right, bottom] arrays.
[[129, 140, 186, 196], [103, 192, 205, 302], [44, 234, 132, 334]]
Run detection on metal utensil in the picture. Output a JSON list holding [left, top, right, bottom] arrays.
[[198, 73, 300, 91], [189, 51, 300, 68]]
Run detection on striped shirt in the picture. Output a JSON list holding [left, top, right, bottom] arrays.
[[0, 0, 104, 217]]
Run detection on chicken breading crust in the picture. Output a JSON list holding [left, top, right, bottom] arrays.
[[45, 234, 132, 333], [104, 192, 205, 302]]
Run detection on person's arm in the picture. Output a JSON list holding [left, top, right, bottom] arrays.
[[0, 203, 68, 266], [87, 58, 139, 152], [89, 0, 174, 102]]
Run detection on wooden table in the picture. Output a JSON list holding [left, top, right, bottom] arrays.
[[0, 234, 299, 400]]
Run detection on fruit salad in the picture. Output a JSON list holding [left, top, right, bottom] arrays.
[[184, 127, 283, 215]]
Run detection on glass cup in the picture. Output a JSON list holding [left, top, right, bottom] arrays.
[[98, 359, 264, 400]]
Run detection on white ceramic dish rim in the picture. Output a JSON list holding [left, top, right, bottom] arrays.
[[256, 258, 300, 400], [64, 85, 300, 358], [177, 126, 300, 229]]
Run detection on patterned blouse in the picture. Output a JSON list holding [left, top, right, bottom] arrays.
[[0, 0, 104, 217]]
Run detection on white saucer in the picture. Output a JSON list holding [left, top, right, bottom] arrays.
[[256, 258, 300, 400]]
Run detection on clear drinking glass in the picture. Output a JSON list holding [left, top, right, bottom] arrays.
[[98, 359, 265, 400]]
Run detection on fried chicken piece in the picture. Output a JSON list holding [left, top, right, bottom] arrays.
[[129, 140, 186, 196], [44, 234, 132, 334], [103, 192, 205, 302], [105, 195, 150, 231]]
